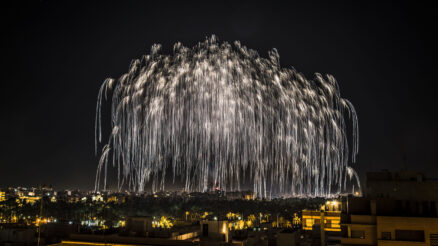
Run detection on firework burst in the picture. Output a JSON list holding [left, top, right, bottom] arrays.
[[95, 36, 360, 198]]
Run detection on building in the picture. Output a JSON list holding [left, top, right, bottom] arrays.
[[53, 219, 199, 246], [200, 220, 229, 243], [366, 170, 438, 201], [377, 216, 438, 245], [302, 200, 342, 232], [106, 193, 127, 204], [125, 216, 153, 236], [341, 170, 438, 246], [0, 191, 5, 202], [341, 197, 438, 245], [341, 198, 379, 245], [17, 192, 40, 205]]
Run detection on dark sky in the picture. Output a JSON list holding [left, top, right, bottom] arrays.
[[1, 1, 437, 190]]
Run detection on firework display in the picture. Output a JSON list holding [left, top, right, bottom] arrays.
[[95, 36, 360, 197]]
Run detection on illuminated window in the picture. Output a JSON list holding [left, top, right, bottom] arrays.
[[306, 218, 314, 226], [331, 220, 340, 228]]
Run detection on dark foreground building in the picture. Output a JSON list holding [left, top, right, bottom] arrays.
[[341, 170, 438, 246]]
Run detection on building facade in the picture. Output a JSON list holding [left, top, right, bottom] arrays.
[[302, 200, 342, 232], [341, 170, 438, 246]]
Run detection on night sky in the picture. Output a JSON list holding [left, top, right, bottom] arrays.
[[1, 1, 437, 190]]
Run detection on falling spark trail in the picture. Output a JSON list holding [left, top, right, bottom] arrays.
[[95, 36, 360, 197]]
